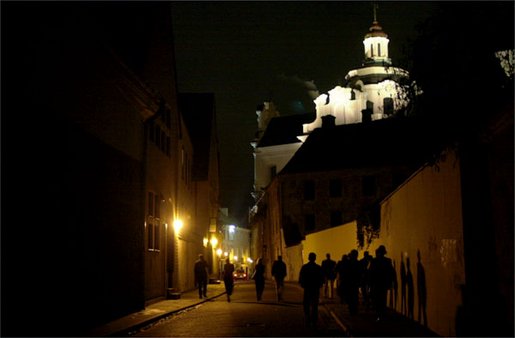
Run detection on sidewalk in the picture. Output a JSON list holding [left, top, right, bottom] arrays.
[[87, 282, 227, 337]]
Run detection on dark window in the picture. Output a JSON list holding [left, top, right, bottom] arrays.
[[383, 97, 394, 115], [370, 44, 374, 57], [303, 180, 315, 200], [350, 90, 356, 100], [305, 214, 316, 232], [330, 211, 342, 227], [147, 191, 161, 251], [147, 217, 154, 250], [362, 176, 376, 196], [154, 194, 160, 218], [148, 192, 154, 216], [270, 166, 277, 179], [329, 179, 342, 197]]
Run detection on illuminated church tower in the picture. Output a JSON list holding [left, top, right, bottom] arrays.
[[302, 11, 411, 134], [252, 9, 415, 198]]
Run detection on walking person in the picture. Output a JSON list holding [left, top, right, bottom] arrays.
[[194, 254, 209, 299], [369, 245, 395, 321], [345, 249, 361, 315], [335, 254, 348, 304], [223, 257, 235, 302], [299, 252, 324, 329], [252, 257, 266, 301], [321, 253, 337, 299], [271, 255, 287, 302], [359, 251, 373, 310]]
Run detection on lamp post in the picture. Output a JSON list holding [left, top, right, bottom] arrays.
[[216, 248, 223, 280]]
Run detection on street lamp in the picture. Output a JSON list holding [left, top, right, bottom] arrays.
[[173, 219, 183, 233], [216, 248, 223, 280], [210, 236, 218, 248]]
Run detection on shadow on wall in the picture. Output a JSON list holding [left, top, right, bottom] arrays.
[[417, 250, 428, 327], [394, 250, 428, 327]]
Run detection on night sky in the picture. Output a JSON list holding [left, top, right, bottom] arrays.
[[170, 2, 440, 225]]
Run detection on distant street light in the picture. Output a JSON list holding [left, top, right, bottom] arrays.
[[173, 219, 183, 233]]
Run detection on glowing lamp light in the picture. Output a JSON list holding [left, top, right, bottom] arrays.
[[234, 256, 238, 261], [247, 257, 253, 264], [210, 236, 218, 247], [203, 237, 208, 247], [173, 219, 183, 233], [216, 248, 223, 257], [228, 225, 235, 233], [224, 252, 228, 257]]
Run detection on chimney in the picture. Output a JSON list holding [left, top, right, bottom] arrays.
[[361, 108, 372, 123], [321, 115, 336, 128]]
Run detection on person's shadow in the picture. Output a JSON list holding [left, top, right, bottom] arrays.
[[406, 257, 414, 320], [417, 250, 428, 326]]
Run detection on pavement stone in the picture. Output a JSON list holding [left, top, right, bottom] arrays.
[[321, 297, 440, 337], [87, 281, 439, 337]]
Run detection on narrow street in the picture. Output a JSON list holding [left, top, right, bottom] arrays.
[[131, 281, 344, 337]]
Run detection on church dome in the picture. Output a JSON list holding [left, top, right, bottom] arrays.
[[364, 21, 388, 39]]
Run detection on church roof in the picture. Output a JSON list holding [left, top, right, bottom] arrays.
[[257, 112, 316, 147], [364, 21, 388, 39], [281, 117, 440, 175]]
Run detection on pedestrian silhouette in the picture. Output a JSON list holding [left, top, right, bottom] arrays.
[[345, 249, 361, 315], [299, 252, 325, 328], [252, 257, 266, 301], [335, 254, 348, 304], [271, 255, 287, 302], [400, 253, 407, 315], [359, 251, 373, 309], [321, 253, 337, 299], [194, 254, 209, 299], [406, 257, 414, 320], [390, 259, 398, 309], [369, 245, 395, 321], [222, 257, 235, 302], [416, 250, 428, 326]]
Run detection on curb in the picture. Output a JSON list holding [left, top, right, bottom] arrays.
[[109, 291, 227, 336]]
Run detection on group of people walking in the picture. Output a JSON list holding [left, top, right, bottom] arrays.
[[194, 246, 395, 328], [321, 245, 395, 320]]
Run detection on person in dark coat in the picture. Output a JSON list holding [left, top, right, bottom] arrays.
[[345, 249, 361, 315], [223, 258, 235, 302], [271, 255, 287, 302], [369, 245, 395, 321], [321, 253, 337, 299], [194, 254, 209, 299], [299, 252, 325, 328], [335, 254, 348, 304], [252, 257, 266, 301], [359, 251, 373, 309]]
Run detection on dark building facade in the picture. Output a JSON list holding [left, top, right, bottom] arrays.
[[2, 3, 188, 335]]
